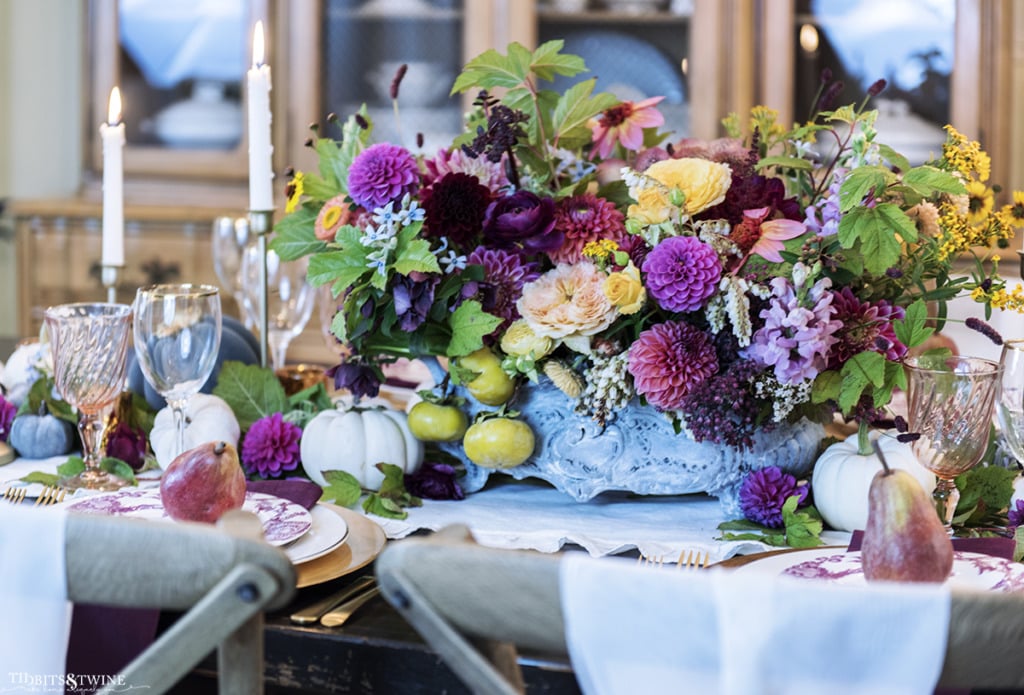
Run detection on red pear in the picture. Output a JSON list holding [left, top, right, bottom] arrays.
[[861, 445, 953, 583], [159, 441, 246, 524]]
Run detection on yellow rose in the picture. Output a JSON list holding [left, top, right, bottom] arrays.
[[603, 263, 646, 315], [644, 158, 732, 216], [627, 186, 672, 225], [500, 319, 555, 359]]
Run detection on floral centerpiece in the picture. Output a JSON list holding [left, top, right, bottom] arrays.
[[270, 41, 1024, 521]]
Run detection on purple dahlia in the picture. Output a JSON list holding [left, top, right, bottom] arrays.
[[0, 394, 15, 442], [826, 287, 907, 370], [628, 320, 718, 410], [347, 143, 420, 210], [641, 236, 721, 313], [242, 412, 302, 479], [738, 466, 809, 528], [467, 247, 540, 333]]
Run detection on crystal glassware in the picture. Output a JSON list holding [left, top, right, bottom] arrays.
[[240, 243, 316, 372], [43, 302, 133, 491], [133, 284, 222, 463], [905, 354, 1002, 527], [998, 339, 1024, 463], [211, 215, 252, 326]]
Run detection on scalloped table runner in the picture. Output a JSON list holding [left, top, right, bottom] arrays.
[[375, 476, 852, 562]]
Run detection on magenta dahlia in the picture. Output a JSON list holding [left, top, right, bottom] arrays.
[[347, 143, 420, 210], [628, 320, 718, 410], [549, 194, 627, 264], [826, 286, 907, 369], [420, 172, 492, 251], [242, 412, 303, 479], [641, 236, 722, 313]]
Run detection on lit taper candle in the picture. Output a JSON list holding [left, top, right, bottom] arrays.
[[247, 21, 274, 211], [100, 86, 125, 267]]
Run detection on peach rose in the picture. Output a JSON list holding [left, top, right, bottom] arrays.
[[603, 262, 646, 315], [517, 263, 618, 353]]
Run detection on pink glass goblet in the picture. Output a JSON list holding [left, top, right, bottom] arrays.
[[905, 354, 1002, 528], [43, 302, 133, 491]]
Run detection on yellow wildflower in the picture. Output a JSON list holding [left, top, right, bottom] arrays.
[[965, 180, 994, 225], [749, 106, 785, 142], [582, 239, 619, 262], [1007, 191, 1024, 227], [285, 171, 305, 214], [976, 284, 1024, 313], [603, 262, 646, 315], [942, 126, 991, 182]]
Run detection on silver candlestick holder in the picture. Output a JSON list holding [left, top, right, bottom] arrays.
[[249, 209, 273, 369], [101, 265, 121, 304]]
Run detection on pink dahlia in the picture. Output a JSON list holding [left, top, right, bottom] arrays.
[[628, 320, 718, 410], [347, 143, 420, 210], [468, 247, 540, 332], [242, 412, 303, 479], [549, 194, 627, 264], [641, 236, 722, 313], [826, 286, 907, 369], [423, 147, 510, 192], [420, 172, 492, 251]]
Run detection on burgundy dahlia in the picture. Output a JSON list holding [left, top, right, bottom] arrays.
[[420, 172, 492, 251], [549, 194, 627, 264], [700, 173, 802, 227], [738, 466, 808, 528], [482, 190, 562, 255], [105, 421, 148, 471], [404, 461, 465, 501], [242, 412, 302, 479], [347, 143, 420, 210], [628, 320, 718, 410], [641, 236, 722, 313], [826, 287, 907, 369]]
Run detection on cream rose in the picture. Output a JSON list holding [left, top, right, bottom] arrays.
[[500, 319, 555, 359], [603, 262, 646, 315], [517, 263, 618, 353]]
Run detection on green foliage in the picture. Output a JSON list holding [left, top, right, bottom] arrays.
[[59, 456, 137, 486], [717, 496, 824, 548], [212, 361, 289, 432], [17, 377, 76, 425]]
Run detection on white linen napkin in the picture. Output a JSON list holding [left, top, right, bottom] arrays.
[[561, 554, 950, 695], [0, 505, 72, 690]]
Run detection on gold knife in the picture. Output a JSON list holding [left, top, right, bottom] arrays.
[[289, 575, 376, 625], [320, 586, 381, 628]]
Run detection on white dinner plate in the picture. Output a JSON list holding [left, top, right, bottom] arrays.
[[733, 548, 1024, 592], [285, 503, 350, 565], [66, 488, 313, 547]]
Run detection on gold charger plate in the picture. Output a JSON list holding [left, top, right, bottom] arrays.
[[295, 503, 387, 588]]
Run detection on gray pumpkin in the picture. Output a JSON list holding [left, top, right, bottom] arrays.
[[9, 406, 76, 459]]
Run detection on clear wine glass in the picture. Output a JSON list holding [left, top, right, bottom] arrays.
[[133, 284, 222, 463], [240, 243, 316, 372], [43, 302, 133, 491], [905, 354, 1002, 528], [211, 215, 252, 327], [997, 339, 1024, 464]]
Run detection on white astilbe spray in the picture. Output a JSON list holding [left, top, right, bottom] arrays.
[[576, 352, 634, 426], [719, 275, 752, 347]]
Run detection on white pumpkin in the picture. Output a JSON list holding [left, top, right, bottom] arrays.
[[151, 394, 241, 468], [811, 429, 936, 533], [300, 406, 424, 490]]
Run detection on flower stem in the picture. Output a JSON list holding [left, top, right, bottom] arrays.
[[856, 419, 874, 456]]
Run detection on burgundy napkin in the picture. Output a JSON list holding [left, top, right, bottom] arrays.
[[64, 478, 322, 693], [847, 529, 1016, 559], [847, 530, 1015, 695]]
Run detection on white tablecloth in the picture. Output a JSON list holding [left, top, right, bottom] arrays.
[[1, 457, 851, 563]]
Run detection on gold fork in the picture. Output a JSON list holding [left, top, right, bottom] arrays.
[[2, 487, 27, 504], [35, 486, 67, 507], [636, 553, 665, 567], [677, 549, 710, 570]]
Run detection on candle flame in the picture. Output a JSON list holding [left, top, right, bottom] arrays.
[[107, 86, 121, 125], [252, 21, 265, 66]]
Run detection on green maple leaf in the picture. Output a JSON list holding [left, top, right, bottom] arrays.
[[837, 351, 885, 413], [393, 224, 442, 275], [270, 207, 325, 261], [837, 204, 915, 275], [445, 300, 503, 358], [893, 300, 933, 349], [838, 166, 891, 212], [550, 78, 618, 145]]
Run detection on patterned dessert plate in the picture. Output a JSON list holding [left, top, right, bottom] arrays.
[[732, 548, 1024, 592], [66, 488, 313, 547]]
